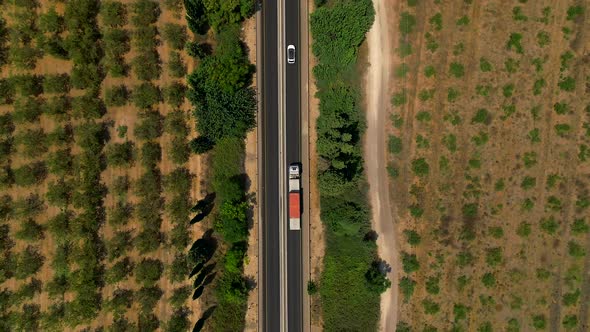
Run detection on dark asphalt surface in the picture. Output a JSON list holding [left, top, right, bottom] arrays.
[[285, 0, 303, 330], [262, 0, 280, 330]]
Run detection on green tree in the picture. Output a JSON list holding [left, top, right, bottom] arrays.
[[15, 218, 45, 241], [132, 82, 161, 109], [135, 258, 163, 286], [216, 201, 250, 244], [100, 1, 127, 27], [105, 85, 129, 106], [106, 141, 135, 167], [163, 82, 186, 108], [105, 257, 134, 284], [162, 23, 187, 50], [15, 246, 44, 279]]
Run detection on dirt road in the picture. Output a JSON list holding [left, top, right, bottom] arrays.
[[365, 0, 398, 330]]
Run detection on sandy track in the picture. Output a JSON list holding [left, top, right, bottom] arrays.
[[364, 0, 398, 331]]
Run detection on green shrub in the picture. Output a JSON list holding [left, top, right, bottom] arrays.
[[424, 65, 436, 77], [429, 13, 442, 31], [106, 142, 135, 167], [528, 128, 541, 143], [571, 219, 589, 234], [562, 289, 580, 306], [449, 62, 464, 78], [9, 46, 42, 70], [479, 58, 492, 72], [411, 158, 429, 177], [403, 230, 421, 246], [562, 315, 578, 329], [71, 94, 106, 119], [566, 5, 584, 21], [134, 110, 163, 140], [395, 63, 410, 78], [472, 108, 491, 125], [43, 74, 70, 94], [100, 1, 127, 27], [168, 51, 187, 78], [540, 216, 559, 234], [532, 314, 546, 330], [399, 12, 416, 36], [388, 135, 402, 154], [507, 33, 524, 54], [521, 176, 536, 190], [163, 82, 186, 108], [169, 137, 190, 165], [555, 123, 571, 137], [558, 76, 576, 91], [481, 272, 495, 288], [401, 252, 419, 273], [162, 23, 187, 50], [13, 97, 44, 124], [16, 129, 47, 158], [391, 90, 407, 106], [15, 246, 44, 279], [537, 31, 550, 47], [132, 51, 161, 81], [568, 241, 585, 258], [422, 299, 440, 315], [512, 6, 528, 21], [456, 15, 470, 26], [135, 258, 163, 286], [105, 85, 129, 106], [164, 110, 189, 137], [130, 0, 160, 26], [425, 276, 440, 295], [486, 247, 502, 266], [132, 82, 161, 109]]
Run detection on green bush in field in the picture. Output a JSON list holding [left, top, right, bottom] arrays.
[[12, 97, 44, 124], [168, 51, 187, 78], [532, 314, 546, 330], [568, 241, 585, 258], [411, 158, 429, 177], [132, 82, 160, 109], [134, 110, 163, 140], [479, 58, 492, 72], [106, 142, 135, 167], [472, 108, 492, 125], [165, 110, 189, 137], [422, 299, 440, 315], [16, 129, 47, 158], [566, 6, 584, 21], [163, 82, 186, 108], [399, 277, 415, 302], [562, 315, 578, 329], [457, 15, 470, 26], [132, 51, 161, 81], [429, 13, 443, 31], [14, 246, 44, 280], [162, 23, 187, 50], [391, 89, 407, 106], [43, 74, 70, 94], [105, 85, 129, 107], [449, 62, 464, 78], [9, 46, 42, 70], [135, 258, 163, 286], [388, 135, 402, 154], [401, 252, 419, 273], [536, 31, 550, 47], [558, 76, 576, 91], [100, 1, 127, 27], [399, 12, 416, 36], [481, 272, 495, 288], [130, 0, 160, 26]]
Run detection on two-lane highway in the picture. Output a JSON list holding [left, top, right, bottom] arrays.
[[261, 0, 303, 330]]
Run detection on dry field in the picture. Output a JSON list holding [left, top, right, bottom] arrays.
[[0, 0, 206, 330], [387, 0, 589, 331]]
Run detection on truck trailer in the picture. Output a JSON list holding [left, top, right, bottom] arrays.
[[288, 164, 301, 231]]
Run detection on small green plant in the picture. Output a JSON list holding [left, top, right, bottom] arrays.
[[486, 247, 502, 267], [516, 222, 531, 237], [540, 216, 559, 234], [397, 41, 413, 58], [388, 135, 402, 154], [562, 289, 580, 306], [481, 272, 496, 288], [409, 204, 424, 218], [402, 252, 420, 273], [568, 241, 585, 258], [472, 108, 492, 125], [555, 123, 572, 137], [444, 111, 462, 125], [536, 31, 550, 47], [494, 178, 505, 191], [471, 131, 488, 146], [399, 277, 416, 302], [416, 135, 430, 149], [479, 58, 493, 72], [399, 12, 417, 36], [532, 314, 546, 330], [523, 151, 537, 168], [571, 218, 589, 234], [566, 5, 584, 21], [449, 62, 465, 78], [553, 102, 569, 115], [521, 176, 536, 190], [560, 51, 574, 71], [422, 299, 440, 315], [502, 84, 515, 97], [411, 158, 430, 177], [453, 42, 465, 56], [424, 65, 436, 77], [391, 113, 404, 128], [532, 79, 546, 95], [476, 84, 491, 97], [546, 196, 562, 212], [558, 76, 576, 91], [456, 15, 470, 26], [416, 111, 431, 122], [392, 90, 407, 106], [443, 134, 457, 152], [425, 276, 440, 295], [528, 128, 541, 143], [512, 6, 528, 21], [562, 315, 578, 329], [424, 32, 439, 52], [521, 198, 535, 211], [418, 89, 435, 101], [307, 280, 318, 295], [453, 303, 470, 321], [429, 13, 443, 31], [395, 63, 410, 78], [403, 229, 421, 246], [507, 33, 524, 54], [505, 58, 520, 73], [447, 88, 460, 102], [532, 57, 545, 73]]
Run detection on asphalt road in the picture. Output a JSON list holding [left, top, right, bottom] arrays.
[[262, 0, 281, 330], [285, 0, 303, 330]]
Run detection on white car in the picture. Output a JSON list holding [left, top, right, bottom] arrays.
[[287, 45, 296, 64]]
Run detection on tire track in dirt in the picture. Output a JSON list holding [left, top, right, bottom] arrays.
[[365, 0, 398, 330]]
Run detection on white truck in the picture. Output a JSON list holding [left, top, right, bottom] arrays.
[[288, 164, 301, 231]]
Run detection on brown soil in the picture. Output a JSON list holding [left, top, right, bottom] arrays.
[[387, 0, 590, 330], [241, 14, 260, 332]]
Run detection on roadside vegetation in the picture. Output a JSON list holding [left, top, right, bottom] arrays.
[[388, 0, 590, 331], [311, 0, 388, 331], [184, 0, 256, 330]]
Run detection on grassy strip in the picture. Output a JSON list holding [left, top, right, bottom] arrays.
[[310, 0, 387, 330]]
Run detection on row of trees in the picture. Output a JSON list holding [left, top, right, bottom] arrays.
[[184, 0, 256, 330], [310, 0, 386, 331]]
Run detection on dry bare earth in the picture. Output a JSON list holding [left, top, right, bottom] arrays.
[[387, 0, 590, 331]]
